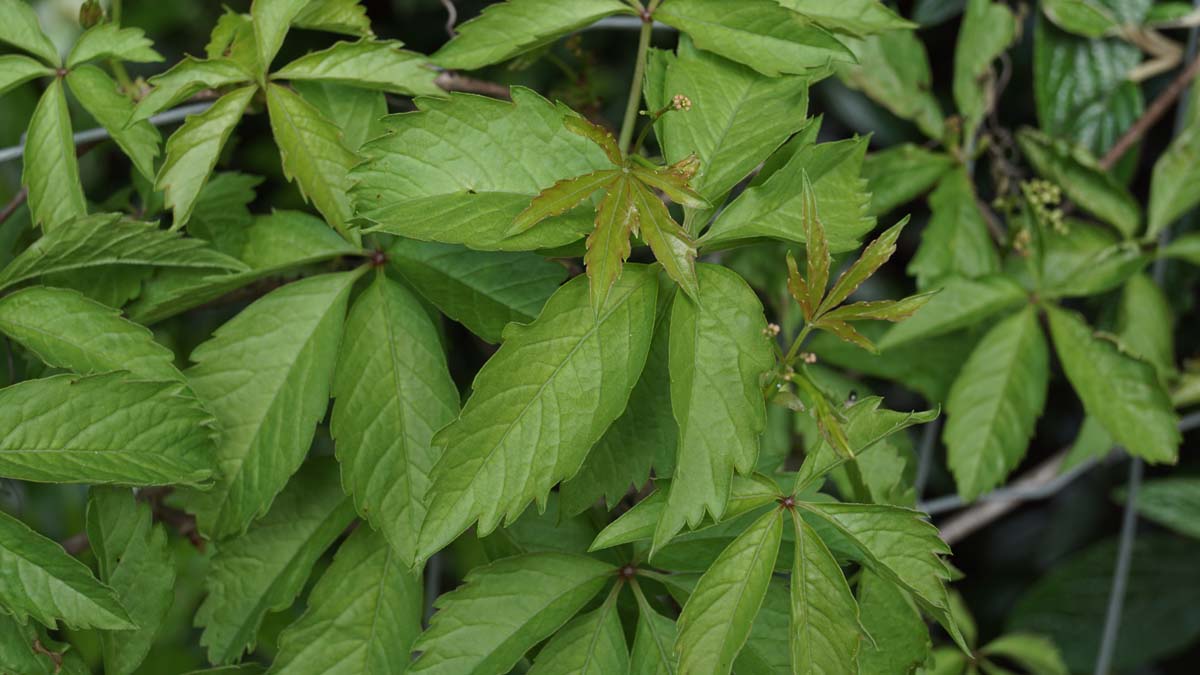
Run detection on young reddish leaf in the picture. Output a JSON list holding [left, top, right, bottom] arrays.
[[820, 292, 937, 323], [631, 182, 700, 300], [585, 176, 638, 310], [802, 171, 830, 312], [786, 251, 814, 320], [632, 164, 710, 210], [564, 115, 623, 165], [821, 217, 909, 314], [814, 317, 878, 354], [508, 169, 621, 235]]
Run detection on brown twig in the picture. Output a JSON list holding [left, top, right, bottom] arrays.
[[1099, 55, 1200, 170], [435, 72, 512, 100], [439, 0, 459, 38], [0, 188, 27, 227], [938, 450, 1067, 545]]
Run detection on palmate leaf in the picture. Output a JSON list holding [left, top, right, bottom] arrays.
[[196, 458, 356, 665], [66, 65, 161, 180], [0, 55, 53, 97], [0, 0, 58, 65], [0, 510, 133, 630], [268, 527, 422, 675], [85, 488, 174, 675], [878, 275, 1028, 350], [67, 23, 162, 68], [353, 88, 614, 251], [789, 510, 861, 675], [836, 30, 945, 139], [0, 286, 181, 381], [946, 307, 1049, 500], [632, 181, 700, 300], [251, 0, 311, 72], [564, 115, 622, 165], [0, 372, 214, 486], [416, 266, 658, 563], [184, 271, 360, 539], [411, 553, 615, 675], [1045, 305, 1180, 464], [431, 0, 634, 70], [655, 0, 854, 77], [131, 58, 253, 124], [508, 170, 621, 235], [274, 39, 441, 97], [676, 508, 782, 675], [332, 273, 459, 567], [585, 176, 638, 310], [527, 589, 628, 675], [655, 265, 774, 548], [22, 79, 86, 231]]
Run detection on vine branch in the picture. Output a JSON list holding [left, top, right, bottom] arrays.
[[1099, 54, 1200, 170]]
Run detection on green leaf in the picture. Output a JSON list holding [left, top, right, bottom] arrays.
[[353, 88, 614, 251], [585, 175, 638, 310], [411, 553, 615, 675], [857, 571, 932, 674], [1148, 86, 1200, 237], [1042, 0, 1118, 38], [131, 58, 252, 124], [0, 509, 132, 630], [632, 181, 699, 300], [184, 271, 359, 539], [981, 634, 1068, 675], [703, 137, 874, 252], [1162, 232, 1200, 265], [416, 266, 657, 563], [267, 527, 423, 675], [274, 39, 441, 97], [0, 286, 180, 381], [509, 170, 621, 235], [206, 10, 261, 74], [788, 511, 861, 674], [293, 80, 386, 151], [863, 145, 954, 216], [1016, 128, 1140, 237], [196, 458, 356, 665], [0, 0, 58, 66], [386, 238, 567, 343], [1118, 273, 1174, 378], [22, 79, 86, 231], [1121, 478, 1200, 540], [953, 0, 1016, 138], [0, 55, 53, 97], [332, 273, 459, 567], [0, 613, 65, 674], [908, 168, 1001, 289], [879, 275, 1027, 350], [653, 41, 811, 203], [66, 65, 161, 180], [431, 0, 633, 70], [835, 30, 944, 139], [85, 488, 175, 675], [564, 115, 623, 165], [945, 306, 1049, 500], [251, 0, 310, 72], [821, 218, 906, 312], [735, 578, 793, 674], [655, 0, 854, 77], [184, 172, 262, 256], [801, 503, 963, 648], [1045, 305, 1179, 464], [1038, 220, 1147, 298], [293, 0, 371, 35], [67, 23, 162, 68], [676, 509, 782, 675], [527, 590, 628, 675], [630, 600, 678, 675], [776, 0, 915, 36], [655, 265, 774, 548], [265, 83, 359, 239], [157, 86, 256, 229], [0, 372, 214, 486]]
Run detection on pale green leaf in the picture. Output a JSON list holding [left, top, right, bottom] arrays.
[[157, 86, 256, 229], [66, 65, 161, 179], [863, 145, 954, 216], [703, 137, 874, 252], [0, 286, 180, 381], [268, 527, 423, 675], [836, 30, 944, 139], [265, 83, 358, 239], [981, 634, 1068, 675], [655, 0, 854, 77], [131, 58, 253, 124], [1046, 305, 1179, 464], [85, 488, 174, 675], [196, 458, 356, 664], [332, 273, 459, 567], [527, 591, 628, 675], [67, 23, 162, 68], [676, 509, 782, 675], [416, 266, 657, 562], [22, 79, 86, 231], [411, 553, 615, 675], [776, 0, 915, 35], [252, 0, 310, 72], [206, 10, 260, 74], [0, 509, 132, 630], [653, 40, 811, 203], [879, 275, 1027, 350], [1122, 478, 1200, 540], [630, 601, 678, 675], [789, 511, 860, 675], [431, 0, 633, 70], [908, 168, 1001, 289], [1118, 273, 1174, 378], [293, 80, 386, 151], [0, 55, 52, 97], [184, 271, 359, 539], [857, 570, 932, 674], [0, 0, 58, 66], [386, 238, 567, 343], [0, 372, 214, 486], [275, 39, 440, 97], [945, 307, 1049, 499], [655, 265, 774, 547], [1017, 128, 1141, 237], [294, 0, 372, 36], [1162, 232, 1200, 265], [953, 0, 1016, 137], [1042, 0, 1118, 38], [353, 87, 614, 251]]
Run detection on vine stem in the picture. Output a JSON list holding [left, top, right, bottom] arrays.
[[618, 16, 654, 155], [1099, 53, 1200, 171]]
